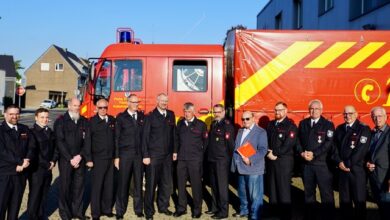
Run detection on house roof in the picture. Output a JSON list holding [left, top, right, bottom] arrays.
[[0, 55, 17, 77]]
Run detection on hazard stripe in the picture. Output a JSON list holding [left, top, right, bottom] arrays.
[[234, 41, 323, 109], [338, 42, 385, 69], [368, 49, 390, 69], [305, 42, 356, 68], [81, 105, 87, 115]]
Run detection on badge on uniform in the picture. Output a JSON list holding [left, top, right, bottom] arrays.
[[225, 132, 230, 140], [289, 131, 295, 138], [327, 130, 333, 138], [360, 136, 367, 144], [203, 132, 208, 139], [318, 136, 322, 143], [350, 141, 356, 149], [82, 131, 85, 139], [278, 133, 283, 138]]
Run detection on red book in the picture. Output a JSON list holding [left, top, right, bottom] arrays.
[[237, 141, 256, 157]]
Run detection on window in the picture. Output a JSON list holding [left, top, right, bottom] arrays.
[[294, 0, 303, 29], [275, 12, 282, 29], [319, 0, 334, 15], [173, 60, 207, 92], [113, 60, 143, 92], [55, 63, 64, 71], [41, 63, 50, 71], [350, 0, 390, 20], [94, 60, 112, 98]]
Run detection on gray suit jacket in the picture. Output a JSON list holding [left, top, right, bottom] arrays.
[[231, 124, 268, 175]]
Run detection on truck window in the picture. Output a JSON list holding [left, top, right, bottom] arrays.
[[95, 60, 112, 98], [173, 60, 207, 92], [114, 60, 143, 92]]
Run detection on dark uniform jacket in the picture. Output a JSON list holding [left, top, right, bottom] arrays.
[[115, 110, 144, 159], [266, 117, 298, 158], [142, 108, 176, 159], [297, 116, 335, 166], [207, 118, 235, 161], [332, 120, 371, 170], [175, 117, 208, 161], [0, 121, 35, 175], [54, 112, 88, 161], [30, 123, 58, 171], [85, 114, 115, 161]]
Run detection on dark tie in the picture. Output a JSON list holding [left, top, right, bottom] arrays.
[[187, 121, 192, 126], [163, 112, 166, 118], [275, 121, 279, 126], [346, 125, 351, 132], [311, 121, 315, 128], [132, 114, 136, 120]]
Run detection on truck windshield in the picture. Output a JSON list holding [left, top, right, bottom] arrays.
[[94, 60, 112, 98], [113, 60, 143, 92]]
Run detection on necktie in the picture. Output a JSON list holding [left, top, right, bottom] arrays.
[[187, 121, 192, 126], [346, 125, 351, 132], [163, 112, 166, 118], [275, 121, 279, 126], [12, 126, 17, 131], [311, 121, 315, 128]]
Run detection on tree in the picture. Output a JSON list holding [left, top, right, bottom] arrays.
[[14, 59, 24, 85]]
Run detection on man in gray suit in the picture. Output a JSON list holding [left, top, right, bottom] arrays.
[[367, 106, 390, 220], [231, 111, 268, 220]]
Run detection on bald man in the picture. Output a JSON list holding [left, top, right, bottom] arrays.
[[54, 97, 89, 220], [84, 99, 115, 220], [332, 105, 370, 220]]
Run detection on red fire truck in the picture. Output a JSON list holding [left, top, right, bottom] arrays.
[[80, 28, 390, 127]]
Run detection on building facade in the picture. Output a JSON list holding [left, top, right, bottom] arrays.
[[0, 55, 17, 112], [257, 0, 390, 30], [25, 45, 88, 108]]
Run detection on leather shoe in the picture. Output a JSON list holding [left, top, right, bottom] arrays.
[[103, 213, 115, 218], [173, 211, 187, 217], [116, 215, 123, 220], [158, 209, 173, 216], [136, 213, 144, 217], [232, 213, 248, 217], [205, 210, 216, 215], [212, 214, 228, 219], [145, 216, 153, 220], [192, 213, 201, 218]]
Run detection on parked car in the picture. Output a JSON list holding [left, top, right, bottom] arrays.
[[40, 99, 56, 109]]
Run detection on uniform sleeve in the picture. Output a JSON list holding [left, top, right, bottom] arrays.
[[202, 123, 208, 152], [226, 123, 235, 157], [250, 129, 268, 166], [312, 122, 335, 158], [26, 128, 36, 161], [0, 131, 24, 165], [173, 120, 180, 154], [83, 120, 92, 162], [331, 128, 342, 165], [351, 125, 371, 166], [273, 124, 298, 157], [114, 115, 122, 158], [296, 121, 305, 154], [141, 115, 151, 158], [54, 118, 73, 161]]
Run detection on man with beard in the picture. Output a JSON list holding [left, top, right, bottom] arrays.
[[367, 106, 390, 220], [115, 94, 145, 219], [27, 108, 58, 220], [84, 99, 115, 220], [54, 97, 89, 220], [265, 102, 297, 220], [0, 104, 35, 220], [332, 105, 370, 220], [205, 104, 235, 219]]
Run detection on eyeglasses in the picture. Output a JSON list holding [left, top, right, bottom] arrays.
[[241, 117, 251, 121], [343, 112, 355, 116], [97, 106, 108, 110], [129, 101, 139, 104]]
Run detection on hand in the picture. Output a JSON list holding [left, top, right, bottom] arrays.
[[338, 161, 350, 172], [143, 158, 151, 165], [16, 165, 24, 172], [366, 162, 375, 172], [305, 151, 314, 161], [48, 162, 55, 170], [241, 156, 251, 166], [267, 150, 278, 160], [114, 158, 120, 170], [22, 159, 30, 168], [73, 155, 82, 164], [173, 153, 177, 161], [86, 161, 94, 168]]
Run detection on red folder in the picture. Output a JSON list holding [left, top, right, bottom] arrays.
[[237, 141, 256, 157]]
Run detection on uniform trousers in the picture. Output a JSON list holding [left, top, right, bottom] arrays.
[[0, 174, 26, 220]]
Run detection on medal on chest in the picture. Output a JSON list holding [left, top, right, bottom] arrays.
[[318, 135, 322, 144]]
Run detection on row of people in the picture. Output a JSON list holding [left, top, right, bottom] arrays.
[[0, 95, 389, 220]]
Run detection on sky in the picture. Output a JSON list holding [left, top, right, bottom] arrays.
[[0, 0, 269, 76]]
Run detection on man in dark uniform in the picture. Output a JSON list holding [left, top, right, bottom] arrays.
[[27, 108, 58, 220], [297, 99, 335, 220], [205, 104, 234, 219], [84, 99, 115, 220], [54, 97, 89, 220], [367, 106, 390, 220], [332, 105, 370, 220], [265, 102, 297, 220], [142, 93, 176, 220], [114, 94, 145, 219], [173, 102, 208, 219], [0, 104, 35, 220]]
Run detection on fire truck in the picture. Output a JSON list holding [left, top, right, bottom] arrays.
[[80, 28, 390, 127]]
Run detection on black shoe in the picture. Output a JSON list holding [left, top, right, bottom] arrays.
[[173, 211, 187, 217], [205, 210, 216, 215], [232, 213, 248, 218], [92, 218, 99, 220], [211, 214, 228, 219], [116, 215, 123, 220], [192, 213, 201, 218], [145, 216, 153, 220], [158, 209, 173, 216], [103, 213, 115, 218], [136, 213, 144, 217]]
